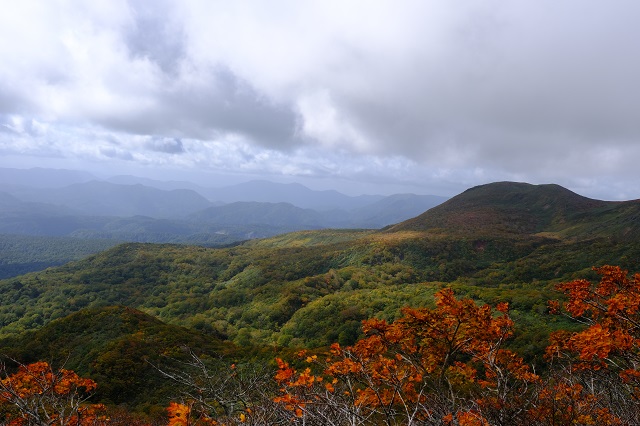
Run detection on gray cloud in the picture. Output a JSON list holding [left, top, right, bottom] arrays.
[[144, 137, 184, 154], [309, 1, 640, 170], [158, 68, 301, 148], [0, 1, 639, 199], [124, 0, 187, 76], [90, 66, 301, 149], [0, 116, 18, 134], [100, 146, 134, 161]]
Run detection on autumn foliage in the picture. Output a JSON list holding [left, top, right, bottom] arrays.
[[270, 268, 640, 425], [273, 288, 538, 425], [6, 266, 640, 425], [543, 265, 640, 424], [0, 361, 107, 425], [547, 265, 640, 369]]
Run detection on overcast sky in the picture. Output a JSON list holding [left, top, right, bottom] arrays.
[[1, 1, 639, 199]]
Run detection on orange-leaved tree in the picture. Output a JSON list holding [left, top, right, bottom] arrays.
[[547, 265, 640, 372], [274, 288, 538, 425], [0, 360, 109, 425], [544, 265, 640, 424], [167, 402, 202, 426]]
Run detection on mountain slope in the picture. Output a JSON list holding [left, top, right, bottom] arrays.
[[0, 234, 119, 279], [387, 181, 638, 239], [0, 305, 235, 408], [1, 181, 639, 352]]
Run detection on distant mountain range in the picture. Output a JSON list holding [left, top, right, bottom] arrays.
[[107, 175, 384, 210], [0, 167, 95, 188], [4, 181, 212, 218], [0, 167, 448, 244]]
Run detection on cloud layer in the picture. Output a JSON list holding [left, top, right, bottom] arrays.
[[1, 0, 639, 199]]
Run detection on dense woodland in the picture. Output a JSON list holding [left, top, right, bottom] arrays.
[[0, 234, 120, 279], [1, 182, 640, 424]]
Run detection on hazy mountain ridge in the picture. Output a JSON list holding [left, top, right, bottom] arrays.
[[350, 193, 449, 227], [0, 167, 97, 188], [0, 168, 447, 277], [0, 167, 447, 237], [5, 180, 213, 218], [108, 175, 387, 210], [201, 180, 385, 210], [190, 201, 331, 228]]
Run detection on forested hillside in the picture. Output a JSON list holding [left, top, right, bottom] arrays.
[[2, 183, 638, 346], [1, 182, 639, 423], [0, 234, 120, 279]]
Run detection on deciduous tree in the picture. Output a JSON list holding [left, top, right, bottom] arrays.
[[0, 360, 107, 425], [545, 265, 640, 423], [160, 352, 286, 425], [273, 288, 537, 425]]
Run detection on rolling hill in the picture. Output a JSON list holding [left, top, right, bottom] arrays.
[[0, 234, 120, 279], [0, 305, 238, 409], [1, 181, 638, 353]]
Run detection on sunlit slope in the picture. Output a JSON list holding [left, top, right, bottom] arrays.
[[244, 229, 374, 248]]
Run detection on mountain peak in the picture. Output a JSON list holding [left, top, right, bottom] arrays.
[[386, 181, 610, 236]]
